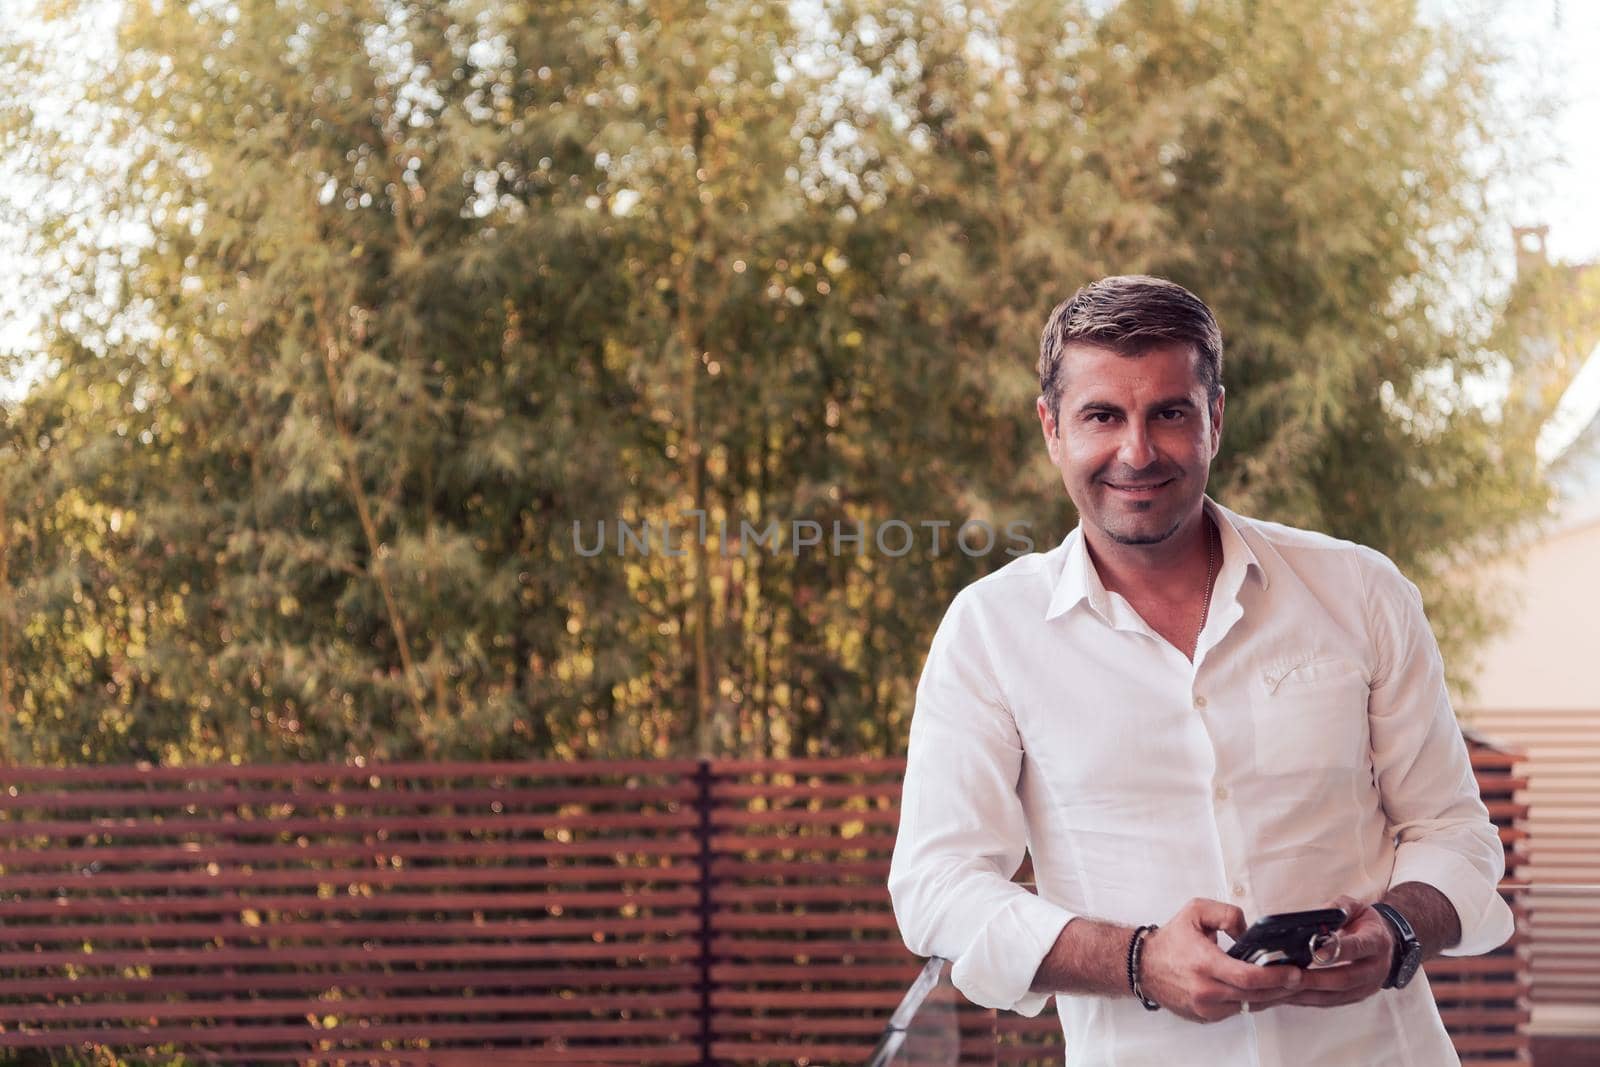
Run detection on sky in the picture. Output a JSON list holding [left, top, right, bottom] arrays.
[[1473, 0, 1600, 464], [3, 0, 1599, 427], [1477, 0, 1600, 266]]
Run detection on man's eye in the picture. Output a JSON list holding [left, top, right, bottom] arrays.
[[1086, 412, 1115, 424], [1158, 409, 1185, 421]]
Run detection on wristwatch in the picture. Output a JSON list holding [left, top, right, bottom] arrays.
[[1371, 902, 1423, 990]]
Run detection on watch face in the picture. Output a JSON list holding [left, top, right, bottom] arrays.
[[1373, 903, 1423, 990], [1392, 945, 1423, 989]]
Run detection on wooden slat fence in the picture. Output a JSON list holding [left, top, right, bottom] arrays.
[[704, 758, 914, 1064], [1465, 710, 1600, 1037], [1437, 745, 1533, 1064], [0, 746, 1529, 1064], [0, 760, 706, 1064]]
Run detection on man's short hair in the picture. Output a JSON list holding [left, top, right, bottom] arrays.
[[1038, 275, 1224, 423]]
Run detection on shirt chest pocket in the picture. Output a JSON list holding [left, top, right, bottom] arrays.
[[1252, 657, 1370, 775]]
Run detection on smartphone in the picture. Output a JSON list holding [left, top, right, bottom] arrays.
[[1225, 907, 1347, 967]]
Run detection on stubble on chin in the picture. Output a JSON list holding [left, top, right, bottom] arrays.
[[1093, 500, 1185, 547], [1103, 519, 1183, 547]]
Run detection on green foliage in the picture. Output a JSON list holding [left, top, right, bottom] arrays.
[[0, 0, 1555, 764]]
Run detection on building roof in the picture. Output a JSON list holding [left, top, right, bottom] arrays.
[[1546, 342, 1600, 529]]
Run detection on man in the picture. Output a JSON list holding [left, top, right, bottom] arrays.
[[887, 276, 1513, 1066]]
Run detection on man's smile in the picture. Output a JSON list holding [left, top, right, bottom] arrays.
[[1104, 477, 1175, 498]]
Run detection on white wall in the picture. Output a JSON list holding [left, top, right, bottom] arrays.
[[1463, 511, 1600, 710]]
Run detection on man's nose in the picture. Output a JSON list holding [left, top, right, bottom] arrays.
[[1117, 424, 1158, 469]]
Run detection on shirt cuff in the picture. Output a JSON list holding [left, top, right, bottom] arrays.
[[947, 892, 1078, 1016], [1389, 841, 1514, 957]]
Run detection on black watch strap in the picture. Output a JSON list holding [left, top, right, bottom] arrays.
[[1371, 902, 1422, 990]]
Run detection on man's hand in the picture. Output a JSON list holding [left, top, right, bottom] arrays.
[[1139, 898, 1304, 1023], [1284, 895, 1396, 1008]]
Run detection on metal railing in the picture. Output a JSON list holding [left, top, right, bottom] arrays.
[[865, 957, 960, 1067]]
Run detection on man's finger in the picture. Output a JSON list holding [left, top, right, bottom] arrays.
[[1294, 957, 1386, 994], [1190, 978, 1293, 1017], [1325, 894, 1366, 921], [1335, 926, 1392, 963], [1212, 959, 1305, 994], [1188, 899, 1247, 940]]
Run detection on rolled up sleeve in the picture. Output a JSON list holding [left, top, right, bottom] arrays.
[[888, 589, 1076, 1015], [1362, 552, 1514, 957]]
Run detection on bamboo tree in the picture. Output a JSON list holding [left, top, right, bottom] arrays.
[[0, 0, 1561, 763]]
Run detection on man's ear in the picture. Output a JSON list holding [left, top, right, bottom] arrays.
[[1209, 387, 1226, 457], [1036, 394, 1060, 458]]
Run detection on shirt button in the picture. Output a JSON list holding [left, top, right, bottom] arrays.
[[1193, 695, 1208, 709], [1215, 785, 1230, 801], [1231, 883, 1246, 897]]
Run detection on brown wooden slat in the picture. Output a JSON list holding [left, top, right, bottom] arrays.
[[709, 808, 900, 828], [0, 837, 701, 869], [5, 991, 702, 1024], [709, 1015, 886, 1036], [0, 940, 700, 969], [707, 832, 897, 852], [711, 884, 891, 906], [711, 782, 903, 801], [710, 962, 918, 983], [0, 1017, 699, 1049], [708, 858, 892, 879], [712, 990, 902, 1009], [0, 965, 700, 998], [1478, 776, 1531, 792], [352, 1051, 703, 1066], [0, 915, 700, 945], [710, 1042, 874, 1060], [712, 911, 900, 932], [369, 1052, 703, 1066], [0, 888, 696, 919], [709, 757, 905, 775], [1437, 1008, 1531, 1027], [0, 885, 700, 913], [232, 1052, 693, 1066], [708, 936, 908, 959], [0, 810, 698, 840], [1451, 1033, 1533, 1052], [237, 1053, 699, 1066], [0, 862, 702, 893], [0, 759, 703, 785], [0, 783, 698, 813]]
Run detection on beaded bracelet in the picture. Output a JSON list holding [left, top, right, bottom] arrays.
[[1126, 924, 1160, 1011]]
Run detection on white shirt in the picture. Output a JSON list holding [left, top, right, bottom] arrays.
[[888, 498, 1513, 1067]]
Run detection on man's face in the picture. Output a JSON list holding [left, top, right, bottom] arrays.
[[1035, 342, 1224, 547]]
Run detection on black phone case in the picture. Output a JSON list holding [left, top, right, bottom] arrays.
[[1225, 908, 1347, 967]]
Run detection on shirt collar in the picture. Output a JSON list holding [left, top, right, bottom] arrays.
[[1043, 496, 1267, 623]]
